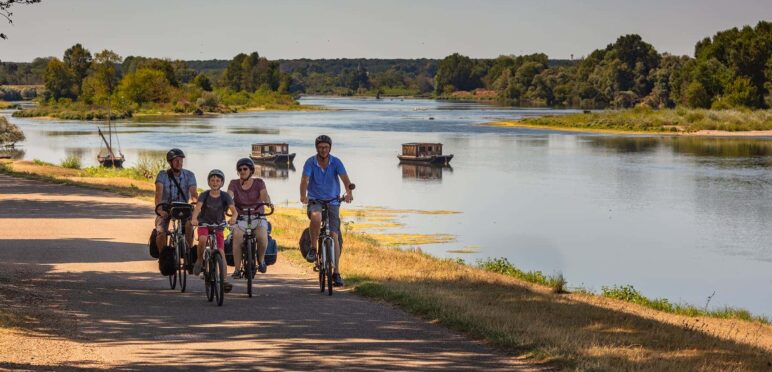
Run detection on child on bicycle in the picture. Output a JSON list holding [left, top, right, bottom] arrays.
[[191, 169, 238, 291]]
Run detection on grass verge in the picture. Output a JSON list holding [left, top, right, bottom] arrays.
[[490, 107, 772, 134]]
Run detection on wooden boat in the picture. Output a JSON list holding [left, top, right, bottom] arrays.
[[97, 97, 125, 168], [250, 143, 296, 164], [397, 143, 453, 165]]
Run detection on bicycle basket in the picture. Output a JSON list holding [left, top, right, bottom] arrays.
[[170, 203, 193, 220]]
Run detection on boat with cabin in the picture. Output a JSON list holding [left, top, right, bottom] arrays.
[[250, 143, 296, 164], [397, 143, 453, 165]]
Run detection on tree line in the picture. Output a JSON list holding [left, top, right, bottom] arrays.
[[2, 21, 769, 110], [433, 21, 770, 109]]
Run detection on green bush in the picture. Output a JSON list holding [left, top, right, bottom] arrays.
[[60, 154, 82, 169]]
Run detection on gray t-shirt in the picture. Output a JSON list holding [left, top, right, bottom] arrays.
[[155, 169, 197, 203], [199, 190, 234, 224]]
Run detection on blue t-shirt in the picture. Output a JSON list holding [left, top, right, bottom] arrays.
[[155, 169, 197, 203], [303, 155, 347, 205]]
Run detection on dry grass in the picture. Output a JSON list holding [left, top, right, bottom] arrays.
[[266, 211, 772, 371]]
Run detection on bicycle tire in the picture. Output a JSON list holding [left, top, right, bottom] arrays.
[[205, 242, 214, 302], [215, 252, 225, 306], [245, 240, 254, 298], [324, 237, 334, 296], [318, 240, 325, 293], [169, 243, 178, 290], [178, 237, 187, 293]]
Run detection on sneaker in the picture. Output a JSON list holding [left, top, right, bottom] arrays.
[[224, 281, 233, 293], [332, 273, 344, 287], [305, 249, 316, 263], [232, 271, 242, 279], [258, 262, 267, 274], [192, 261, 203, 276]]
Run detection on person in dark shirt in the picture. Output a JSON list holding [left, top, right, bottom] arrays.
[[191, 169, 238, 291]]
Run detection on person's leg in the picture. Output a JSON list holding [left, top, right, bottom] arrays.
[[256, 224, 268, 264], [308, 204, 322, 259], [329, 205, 342, 274], [155, 216, 169, 255], [232, 227, 245, 276], [184, 220, 194, 250], [216, 229, 226, 276], [193, 227, 207, 275]]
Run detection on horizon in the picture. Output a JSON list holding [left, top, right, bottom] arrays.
[[1, 0, 770, 63]]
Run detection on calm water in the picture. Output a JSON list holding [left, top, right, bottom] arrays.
[[4, 97, 772, 317]]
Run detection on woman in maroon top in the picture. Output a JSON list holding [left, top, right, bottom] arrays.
[[228, 158, 272, 277]]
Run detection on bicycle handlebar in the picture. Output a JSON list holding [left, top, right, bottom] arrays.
[[197, 222, 228, 230], [238, 202, 275, 217], [155, 202, 194, 217]]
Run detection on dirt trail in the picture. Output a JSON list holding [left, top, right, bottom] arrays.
[[0, 173, 536, 370]]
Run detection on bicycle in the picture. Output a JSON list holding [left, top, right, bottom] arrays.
[[232, 203, 274, 298], [310, 183, 355, 296], [155, 201, 193, 292], [199, 222, 227, 306]]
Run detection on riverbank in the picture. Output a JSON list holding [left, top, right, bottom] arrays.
[[487, 107, 772, 136], [1, 159, 770, 369]]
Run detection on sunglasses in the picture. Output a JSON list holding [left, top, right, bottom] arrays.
[[238, 167, 250, 172]]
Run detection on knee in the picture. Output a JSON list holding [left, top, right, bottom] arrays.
[[310, 213, 322, 224]]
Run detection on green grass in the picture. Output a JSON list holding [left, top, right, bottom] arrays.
[[518, 107, 772, 132], [601, 285, 770, 323], [60, 154, 82, 169], [478, 257, 567, 292]]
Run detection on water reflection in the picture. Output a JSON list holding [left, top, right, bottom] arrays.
[[582, 136, 661, 154], [229, 127, 281, 135], [669, 137, 772, 158], [255, 163, 296, 179], [399, 162, 452, 182]]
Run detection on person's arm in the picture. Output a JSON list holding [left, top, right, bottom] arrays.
[[340, 173, 353, 203], [299, 175, 309, 204], [191, 201, 203, 227], [155, 182, 167, 217], [227, 203, 238, 225], [188, 186, 199, 204]]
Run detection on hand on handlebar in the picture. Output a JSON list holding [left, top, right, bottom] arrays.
[[343, 192, 353, 203], [301, 195, 308, 205], [227, 216, 237, 225]]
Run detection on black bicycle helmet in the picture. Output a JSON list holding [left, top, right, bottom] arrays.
[[315, 135, 332, 147], [166, 148, 185, 162], [236, 158, 255, 173], [208, 169, 225, 181]]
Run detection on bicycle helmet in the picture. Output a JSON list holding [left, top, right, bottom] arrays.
[[236, 158, 255, 173], [208, 169, 225, 181], [315, 135, 332, 147], [166, 148, 185, 162]]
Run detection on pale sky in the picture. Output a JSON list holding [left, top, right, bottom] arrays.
[[2, 0, 770, 62]]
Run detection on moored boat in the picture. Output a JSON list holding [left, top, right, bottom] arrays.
[[250, 143, 296, 164], [397, 143, 453, 165]]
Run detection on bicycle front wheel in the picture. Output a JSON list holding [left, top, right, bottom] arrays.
[[214, 252, 225, 306], [245, 240, 254, 298], [205, 254, 214, 302], [168, 244, 178, 290], [178, 238, 187, 292], [324, 237, 334, 296]]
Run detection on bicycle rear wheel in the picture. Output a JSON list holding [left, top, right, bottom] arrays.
[[214, 252, 225, 306], [178, 238, 187, 292]]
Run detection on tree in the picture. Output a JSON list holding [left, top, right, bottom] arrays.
[[434, 53, 480, 94], [1, 0, 41, 40], [44, 58, 77, 100], [0, 116, 25, 145], [63, 43, 93, 92], [684, 80, 711, 108], [117, 68, 170, 105], [193, 73, 212, 91]]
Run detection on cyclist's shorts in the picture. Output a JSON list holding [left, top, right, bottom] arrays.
[[197, 227, 224, 251], [307, 203, 340, 233], [234, 217, 268, 231]]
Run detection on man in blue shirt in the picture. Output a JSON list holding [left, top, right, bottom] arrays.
[[300, 135, 353, 287]]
